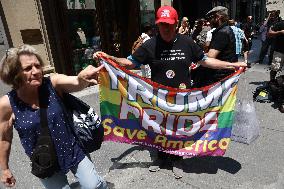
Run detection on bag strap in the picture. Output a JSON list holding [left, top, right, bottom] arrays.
[[38, 87, 51, 136], [58, 93, 79, 139]]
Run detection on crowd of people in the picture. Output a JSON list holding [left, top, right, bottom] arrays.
[[135, 7, 284, 110], [0, 4, 283, 189], [144, 7, 283, 71]]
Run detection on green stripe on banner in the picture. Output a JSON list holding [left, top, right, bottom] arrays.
[[100, 101, 119, 116], [100, 101, 138, 120], [218, 111, 235, 128]]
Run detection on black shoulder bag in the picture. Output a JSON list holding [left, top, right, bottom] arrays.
[[30, 89, 59, 179], [61, 93, 104, 153]]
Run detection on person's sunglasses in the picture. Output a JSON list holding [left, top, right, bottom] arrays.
[[207, 14, 215, 20]]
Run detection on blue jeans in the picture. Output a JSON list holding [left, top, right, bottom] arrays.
[[40, 156, 107, 189]]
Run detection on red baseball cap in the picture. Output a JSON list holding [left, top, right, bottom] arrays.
[[155, 6, 178, 25]]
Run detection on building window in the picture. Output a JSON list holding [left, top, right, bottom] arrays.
[[65, 0, 100, 73], [212, 0, 230, 9], [66, 0, 96, 9], [140, 0, 156, 25]]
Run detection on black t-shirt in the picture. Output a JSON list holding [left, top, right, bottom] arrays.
[[132, 34, 204, 89], [242, 21, 255, 38], [271, 21, 284, 53], [193, 24, 237, 87], [210, 24, 237, 62]]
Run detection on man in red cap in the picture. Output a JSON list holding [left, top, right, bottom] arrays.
[[94, 5, 246, 179]]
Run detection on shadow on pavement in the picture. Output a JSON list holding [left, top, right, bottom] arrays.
[[109, 146, 154, 171], [249, 80, 268, 86], [182, 156, 241, 174], [110, 146, 147, 162], [70, 181, 115, 189], [109, 146, 241, 175]]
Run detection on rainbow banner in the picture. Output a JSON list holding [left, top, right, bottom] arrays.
[[99, 56, 243, 157]]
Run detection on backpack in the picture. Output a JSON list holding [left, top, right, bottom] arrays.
[[131, 36, 146, 53], [31, 86, 59, 179], [253, 85, 272, 103]]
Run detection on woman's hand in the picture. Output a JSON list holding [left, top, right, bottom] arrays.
[[78, 64, 105, 86], [0, 169, 16, 187]]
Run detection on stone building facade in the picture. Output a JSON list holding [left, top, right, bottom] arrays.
[[0, 0, 54, 73], [266, 0, 284, 19]]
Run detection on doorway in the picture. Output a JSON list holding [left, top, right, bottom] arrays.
[[96, 0, 140, 57], [173, 0, 211, 28], [240, 1, 248, 22], [40, 0, 141, 75]]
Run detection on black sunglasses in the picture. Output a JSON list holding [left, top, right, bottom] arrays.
[[207, 14, 216, 20]]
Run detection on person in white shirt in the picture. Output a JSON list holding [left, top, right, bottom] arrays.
[[205, 27, 216, 52], [140, 24, 154, 78]]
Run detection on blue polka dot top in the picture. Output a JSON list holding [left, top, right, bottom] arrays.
[[7, 77, 85, 174]]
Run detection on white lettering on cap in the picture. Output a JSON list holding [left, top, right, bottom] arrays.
[[161, 10, 170, 17]]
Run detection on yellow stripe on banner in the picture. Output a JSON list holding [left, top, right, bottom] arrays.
[[100, 85, 120, 104], [99, 70, 111, 89], [100, 70, 121, 105], [220, 86, 237, 113]]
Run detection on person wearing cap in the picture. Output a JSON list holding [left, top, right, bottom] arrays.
[[193, 6, 241, 87], [94, 5, 246, 179]]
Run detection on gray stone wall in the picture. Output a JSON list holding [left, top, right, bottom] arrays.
[[266, 0, 284, 19]]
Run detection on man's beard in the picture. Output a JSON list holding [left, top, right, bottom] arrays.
[[211, 22, 219, 28]]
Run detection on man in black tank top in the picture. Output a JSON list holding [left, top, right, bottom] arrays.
[[95, 5, 246, 179]]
